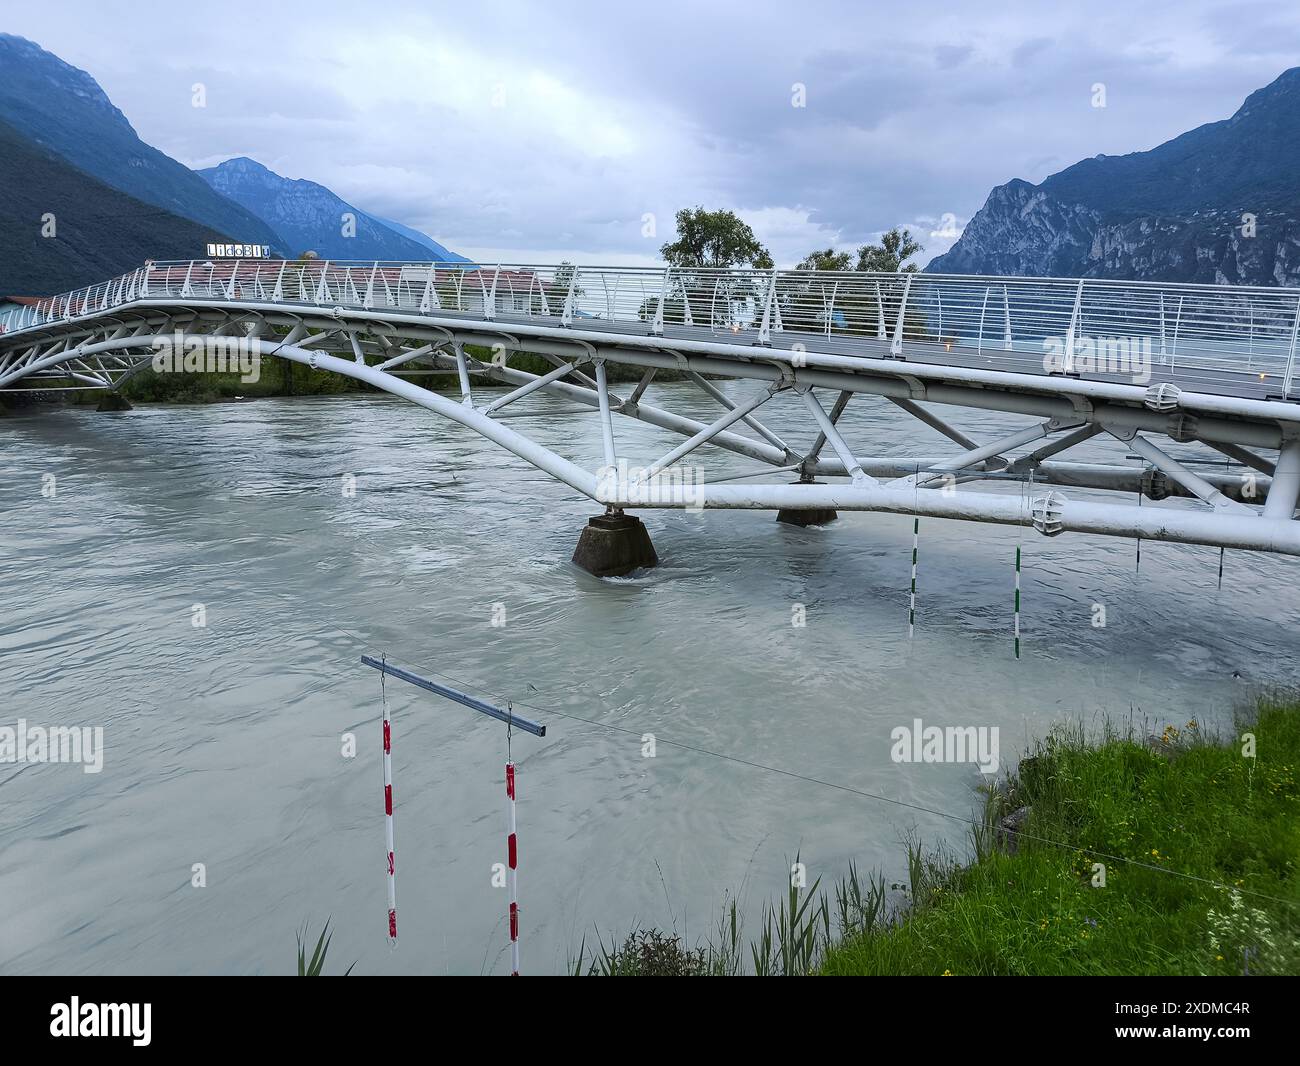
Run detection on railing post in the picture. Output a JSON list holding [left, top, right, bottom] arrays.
[[316, 261, 332, 304], [484, 264, 500, 321], [273, 260, 286, 302], [757, 269, 778, 345], [889, 273, 913, 356], [874, 280, 886, 338], [1170, 295, 1184, 372], [1247, 304, 1255, 370], [363, 263, 377, 309], [531, 273, 546, 317], [1284, 295, 1300, 399], [561, 265, 578, 326], [420, 267, 439, 314], [1060, 279, 1084, 374], [1159, 293, 1167, 364], [1002, 284, 1012, 351], [978, 287, 989, 354], [651, 267, 671, 336]]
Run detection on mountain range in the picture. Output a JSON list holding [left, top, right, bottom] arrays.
[[0, 33, 463, 295], [0, 116, 230, 295], [5, 31, 1299, 296], [198, 157, 466, 263], [929, 67, 1300, 285]]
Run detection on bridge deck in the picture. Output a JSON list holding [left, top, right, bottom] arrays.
[[4, 260, 1298, 407]]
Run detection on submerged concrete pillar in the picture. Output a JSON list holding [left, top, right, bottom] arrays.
[[572, 511, 658, 577], [776, 479, 838, 527], [96, 393, 133, 412]]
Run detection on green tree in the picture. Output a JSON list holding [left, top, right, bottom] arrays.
[[545, 260, 583, 311], [855, 228, 923, 273], [660, 207, 773, 270], [656, 207, 773, 330], [784, 229, 927, 338], [796, 248, 853, 272]]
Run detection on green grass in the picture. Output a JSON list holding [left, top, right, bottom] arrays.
[[295, 918, 354, 976], [575, 699, 1300, 976], [822, 698, 1300, 975]]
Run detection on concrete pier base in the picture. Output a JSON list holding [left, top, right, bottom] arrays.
[[776, 480, 838, 527], [96, 393, 133, 412], [572, 512, 658, 577]]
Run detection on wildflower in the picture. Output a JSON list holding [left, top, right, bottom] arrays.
[[942, 969, 953, 976]]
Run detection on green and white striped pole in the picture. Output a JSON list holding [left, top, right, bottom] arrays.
[[909, 518, 919, 639], [1013, 545, 1022, 659]]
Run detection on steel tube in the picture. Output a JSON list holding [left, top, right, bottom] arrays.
[[605, 482, 1300, 555], [360, 656, 546, 737]]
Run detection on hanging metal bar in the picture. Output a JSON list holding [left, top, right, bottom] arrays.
[[361, 656, 546, 737]]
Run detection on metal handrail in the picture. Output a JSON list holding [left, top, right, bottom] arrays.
[[5, 260, 1299, 393]]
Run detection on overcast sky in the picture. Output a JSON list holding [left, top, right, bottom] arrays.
[[4, 0, 1299, 265]]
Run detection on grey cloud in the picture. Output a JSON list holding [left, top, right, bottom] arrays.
[[1, 0, 1297, 266]]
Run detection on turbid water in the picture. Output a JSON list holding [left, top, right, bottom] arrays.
[[1, 382, 1295, 975]]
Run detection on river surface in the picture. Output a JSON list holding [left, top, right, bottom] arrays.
[[1, 383, 1296, 975]]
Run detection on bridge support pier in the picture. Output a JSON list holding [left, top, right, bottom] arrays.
[[572, 510, 658, 577], [776, 480, 838, 527], [96, 393, 133, 412]]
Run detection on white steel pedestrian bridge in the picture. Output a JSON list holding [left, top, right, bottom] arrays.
[[3, 259, 1300, 568]]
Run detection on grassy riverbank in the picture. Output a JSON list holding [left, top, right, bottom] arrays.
[[576, 698, 1300, 976]]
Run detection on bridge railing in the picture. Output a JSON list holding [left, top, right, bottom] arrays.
[[6, 260, 1300, 394]]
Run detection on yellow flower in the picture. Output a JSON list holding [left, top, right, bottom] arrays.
[[942, 969, 953, 976]]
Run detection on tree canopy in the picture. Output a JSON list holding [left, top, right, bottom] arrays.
[[855, 228, 924, 273], [796, 229, 924, 273], [796, 248, 853, 272], [660, 207, 773, 270]]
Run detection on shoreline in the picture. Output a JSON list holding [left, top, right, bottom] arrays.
[[573, 697, 1300, 976]]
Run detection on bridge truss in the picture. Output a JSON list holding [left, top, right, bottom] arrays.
[[2, 260, 1299, 559]]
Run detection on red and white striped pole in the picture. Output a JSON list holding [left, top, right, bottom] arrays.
[[383, 696, 397, 944], [506, 761, 519, 976]]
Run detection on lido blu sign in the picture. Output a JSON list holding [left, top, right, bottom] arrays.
[[206, 243, 272, 258]]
